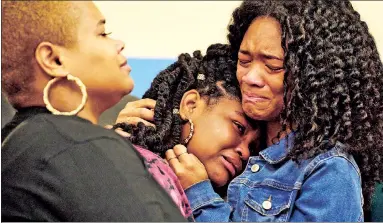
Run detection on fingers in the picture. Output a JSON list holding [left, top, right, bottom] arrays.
[[165, 149, 181, 170], [115, 99, 156, 127], [124, 98, 156, 110], [104, 125, 131, 138], [116, 108, 155, 123], [166, 145, 209, 189], [104, 125, 113, 129], [188, 153, 204, 166], [165, 149, 177, 161], [116, 117, 155, 128], [114, 129, 131, 138], [173, 144, 188, 162]]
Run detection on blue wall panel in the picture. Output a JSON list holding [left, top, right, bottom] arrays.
[[128, 58, 176, 98]]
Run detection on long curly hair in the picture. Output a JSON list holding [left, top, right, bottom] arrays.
[[113, 44, 242, 157], [228, 0, 383, 209]]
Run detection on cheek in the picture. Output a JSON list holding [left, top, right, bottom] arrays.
[[79, 39, 117, 66], [269, 74, 285, 103], [268, 75, 285, 118], [236, 68, 245, 84], [88, 46, 116, 69], [72, 44, 120, 87], [187, 119, 236, 160]]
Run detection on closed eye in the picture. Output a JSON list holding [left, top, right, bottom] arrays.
[[233, 121, 246, 136], [101, 32, 112, 37], [238, 59, 251, 67], [266, 64, 284, 71]]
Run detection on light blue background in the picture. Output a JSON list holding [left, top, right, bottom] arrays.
[[128, 58, 176, 98]]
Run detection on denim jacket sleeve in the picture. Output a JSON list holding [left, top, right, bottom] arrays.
[[184, 180, 232, 222], [290, 156, 364, 222]]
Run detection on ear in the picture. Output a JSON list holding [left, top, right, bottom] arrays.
[[179, 89, 202, 120], [35, 42, 68, 78]]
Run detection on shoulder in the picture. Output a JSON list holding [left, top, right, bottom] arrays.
[[32, 114, 123, 142], [2, 114, 138, 170], [304, 142, 361, 179]]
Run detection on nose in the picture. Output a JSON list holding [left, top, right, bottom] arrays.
[[235, 146, 250, 161], [116, 39, 125, 54], [241, 65, 265, 88]]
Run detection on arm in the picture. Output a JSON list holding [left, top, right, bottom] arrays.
[[49, 138, 186, 222], [290, 156, 363, 222], [166, 145, 233, 222], [2, 137, 186, 222], [185, 180, 233, 222]]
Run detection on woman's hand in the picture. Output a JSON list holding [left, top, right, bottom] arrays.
[[104, 125, 131, 137], [115, 98, 156, 127], [165, 144, 209, 190]]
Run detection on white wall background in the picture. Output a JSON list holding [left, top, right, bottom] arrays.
[[94, 1, 383, 59]]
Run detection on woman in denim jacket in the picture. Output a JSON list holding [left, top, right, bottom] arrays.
[[125, 0, 382, 221], [172, 0, 383, 221]]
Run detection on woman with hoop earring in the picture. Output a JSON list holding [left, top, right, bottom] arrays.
[[1, 1, 185, 222]]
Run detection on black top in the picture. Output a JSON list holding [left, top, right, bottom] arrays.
[[1, 107, 185, 222]]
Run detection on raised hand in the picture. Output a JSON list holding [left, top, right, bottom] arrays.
[[165, 144, 209, 190]]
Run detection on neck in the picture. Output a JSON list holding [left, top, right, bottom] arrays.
[[266, 119, 292, 147], [76, 104, 100, 124], [25, 86, 108, 125], [20, 96, 102, 125], [23, 71, 114, 125]]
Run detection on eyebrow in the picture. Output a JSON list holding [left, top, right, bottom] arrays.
[[239, 49, 283, 61], [239, 49, 251, 56], [235, 111, 246, 118], [261, 50, 284, 61]]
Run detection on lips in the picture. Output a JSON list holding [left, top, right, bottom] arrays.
[[120, 59, 128, 68], [242, 91, 270, 103], [221, 154, 242, 178], [120, 60, 131, 73], [243, 91, 269, 99]]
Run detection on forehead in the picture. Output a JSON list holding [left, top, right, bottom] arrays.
[[208, 97, 242, 113], [75, 2, 105, 31], [241, 16, 283, 55]]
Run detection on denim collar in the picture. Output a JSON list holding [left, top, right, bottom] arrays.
[[259, 132, 295, 164]]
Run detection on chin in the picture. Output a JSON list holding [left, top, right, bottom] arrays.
[[209, 175, 229, 188], [243, 104, 281, 121], [211, 180, 228, 188], [243, 105, 265, 120], [118, 81, 134, 96]]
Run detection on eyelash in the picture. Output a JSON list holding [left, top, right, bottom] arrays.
[[233, 121, 246, 135], [238, 60, 250, 67], [101, 32, 112, 37], [266, 65, 284, 71]]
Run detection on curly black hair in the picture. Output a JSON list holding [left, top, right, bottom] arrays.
[[228, 0, 383, 209], [113, 44, 242, 157]]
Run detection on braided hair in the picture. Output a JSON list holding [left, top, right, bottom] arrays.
[[114, 44, 241, 157], [228, 0, 383, 209]]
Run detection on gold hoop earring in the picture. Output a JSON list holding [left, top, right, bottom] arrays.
[[43, 74, 87, 116], [183, 119, 194, 145]]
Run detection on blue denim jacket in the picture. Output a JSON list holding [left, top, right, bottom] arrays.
[[185, 133, 364, 222]]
